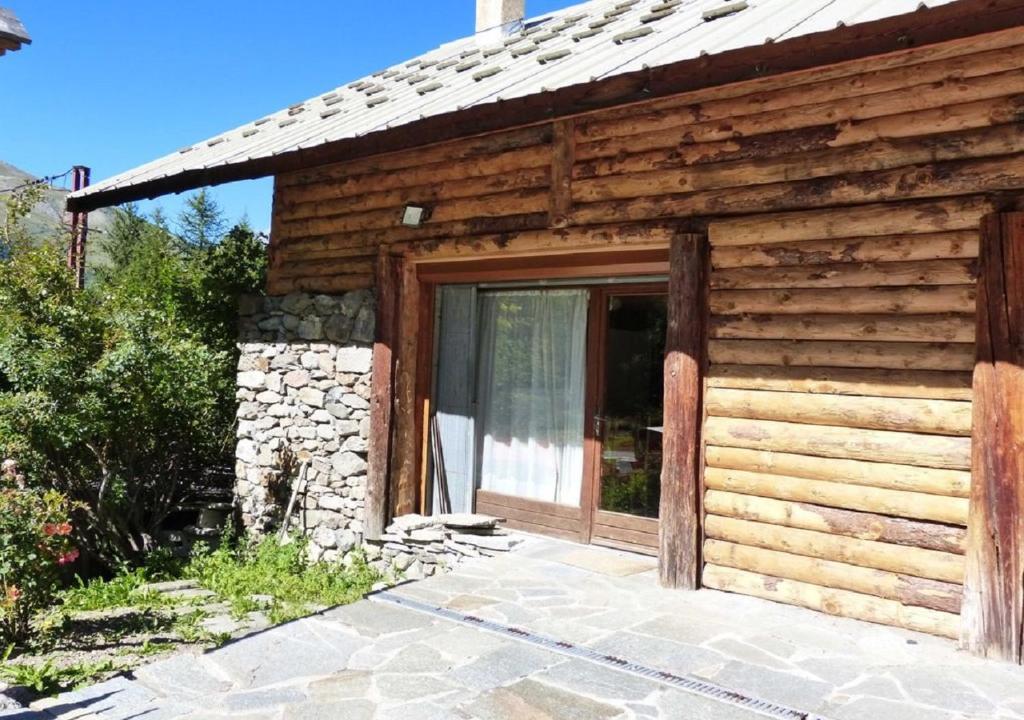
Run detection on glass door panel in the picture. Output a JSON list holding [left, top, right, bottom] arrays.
[[597, 293, 668, 519]]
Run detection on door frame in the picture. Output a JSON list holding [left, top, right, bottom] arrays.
[[414, 249, 670, 544], [584, 283, 668, 555]]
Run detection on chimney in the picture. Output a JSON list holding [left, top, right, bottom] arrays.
[[476, 0, 525, 39]]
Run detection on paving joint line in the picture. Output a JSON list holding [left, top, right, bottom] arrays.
[[370, 589, 832, 720]]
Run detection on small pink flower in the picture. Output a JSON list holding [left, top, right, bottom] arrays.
[[57, 548, 80, 566], [6, 586, 22, 603], [44, 522, 73, 536]]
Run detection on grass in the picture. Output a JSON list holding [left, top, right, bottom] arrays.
[[60, 567, 171, 613], [3, 533, 380, 698], [183, 534, 380, 624], [0, 646, 124, 696]]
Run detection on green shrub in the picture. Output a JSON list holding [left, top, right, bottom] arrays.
[[184, 535, 379, 623], [0, 486, 79, 645]]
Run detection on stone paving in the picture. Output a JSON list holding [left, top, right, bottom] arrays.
[[5, 534, 1024, 719]]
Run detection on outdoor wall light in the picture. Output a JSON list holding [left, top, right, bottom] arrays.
[[401, 204, 431, 227]]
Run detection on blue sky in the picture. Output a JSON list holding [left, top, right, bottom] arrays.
[[2, 1, 565, 233]]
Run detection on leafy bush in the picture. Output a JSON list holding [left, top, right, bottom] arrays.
[[184, 534, 379, 623], [0, 191, 266, 570], [0, 484, 79, 645]]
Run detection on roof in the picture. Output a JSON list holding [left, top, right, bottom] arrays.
[[0, 7, 30, 56], [70, 0, 1010, 212]]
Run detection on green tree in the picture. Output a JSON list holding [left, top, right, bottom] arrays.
[[177, 189, 226, 251], [0, 188, 267, 568]]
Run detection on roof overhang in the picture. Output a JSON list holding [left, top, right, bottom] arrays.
[[0, 8, 30, 56], [67, 0, 1024, 214]]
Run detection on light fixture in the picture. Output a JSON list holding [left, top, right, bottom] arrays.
[[401, 204, 430, 227]]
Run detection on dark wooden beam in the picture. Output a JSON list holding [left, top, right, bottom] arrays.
[[67, 0, 1024, 213], [659, 232, 709, 589], [549, 118, 574, 228], [961, 212, 1024, 661], [389, 256, 420, 517], [365, 249, 398, 540]]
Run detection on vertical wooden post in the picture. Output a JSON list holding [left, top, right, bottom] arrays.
[[548, 119, 574, 229], [390, 257, 421, 517], [961, 212, 1024, 661], [659, 232, 708, 589], [365, 250, 398, 540]]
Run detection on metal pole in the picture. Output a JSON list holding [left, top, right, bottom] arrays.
[[68, 166, 90, 289]]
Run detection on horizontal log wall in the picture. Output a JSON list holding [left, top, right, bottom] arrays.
[[265, 28, 1024, 638], [700, 198, 981, 639]]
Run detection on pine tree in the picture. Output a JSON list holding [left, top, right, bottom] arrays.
[[177, 189, 226, 251]]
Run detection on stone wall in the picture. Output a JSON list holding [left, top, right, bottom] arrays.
[[234, 291, 375, 560]]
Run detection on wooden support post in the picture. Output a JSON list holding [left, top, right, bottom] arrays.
[[390, 257, 421, 517], [365, 250, 398, 540], [961, 212, 1024, 661], [659, 232, 708, 589], [549, 119, 574, 228]]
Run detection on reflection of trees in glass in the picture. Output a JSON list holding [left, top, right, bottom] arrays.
[[598, 295, 667, 519]]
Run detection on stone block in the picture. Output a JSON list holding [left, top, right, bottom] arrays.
[[280, 293, 313, 315], [284, 369, 310, 387], [236, 440, 258, 464], [332, 452, 368, 477], [341, 393, 370, 410], [238, 370, 266, 389], [297, 387, 325, 407], [336, 347, 373, 374], [256, 390, 282, 404], [298, 316, 324, 340]]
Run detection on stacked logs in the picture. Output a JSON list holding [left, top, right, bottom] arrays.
[[697, 197, 981, 639]]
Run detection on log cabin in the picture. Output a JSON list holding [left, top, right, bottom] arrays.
[[69, 0, 1024, 661]]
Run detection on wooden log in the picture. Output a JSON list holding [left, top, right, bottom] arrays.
[[711, 259, 977, 290], [704, 466, 969, 525], [702, 564, 960, 638], [703, 416, 971, 469], [279, 166, 551, 221], [710, 286, 976, 316], [961, 212, 1024, 662], [364, 251, 397, 540], [709, 197, 991, 247], [277, 188, 550, 239], [579, 93, 1024, 181], [578, 39, 1024, 141], [704, 514, 964, 583], [705, 540, 963, 614], [705, 387, 972, 437], [273, 258, 376, 280], [707, 364, 973, 401], [279, 146, 552, 201], [575, 68, 1024, 159], [389, 258, 420, 517], [266, 273, 373, 295], [704, 490, 967, 554], [659, 233, 708, 589], [275, 212, 550, 249], [705, 445, 971, 498], [549, 118, 574, 228], [573, 123, 1024, 203], [708, 339, 975, 372], [277, 124, 553, 187], [711, 231, 979, 270], [569, 153, 1024, 227], [710, 313, 974, 344]]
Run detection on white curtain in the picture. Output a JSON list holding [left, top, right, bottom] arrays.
[[475, 289, 587, 506]]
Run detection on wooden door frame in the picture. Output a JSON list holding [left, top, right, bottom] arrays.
[[585, 283, 669, 555], [400, 247, 671, 531]]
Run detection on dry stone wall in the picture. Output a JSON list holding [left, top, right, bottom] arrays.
[[234, 291, 375, 559]]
